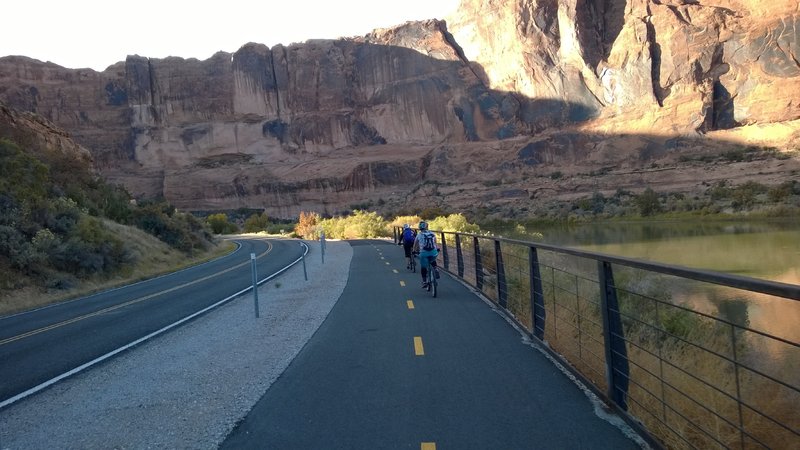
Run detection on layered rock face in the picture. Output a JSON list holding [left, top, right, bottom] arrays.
[[0, 101, 93, 165], [0, 2, 798, 218], [448, 0, 800, 132]]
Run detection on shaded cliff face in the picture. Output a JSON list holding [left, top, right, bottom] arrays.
[[0, 5, 798, 218]]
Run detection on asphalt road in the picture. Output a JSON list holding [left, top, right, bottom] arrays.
[[222, 240, 641, 449], [0, 237, 304, 406]]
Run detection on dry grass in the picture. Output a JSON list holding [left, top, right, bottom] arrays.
[[0, 221, 235, 317], [450, 236, 799, 449]]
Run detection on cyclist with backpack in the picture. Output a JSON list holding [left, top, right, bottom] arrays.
[[413, 221, 439, 288], [398, 224, 417, 269]]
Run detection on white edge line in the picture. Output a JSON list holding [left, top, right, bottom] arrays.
[[0, 241, 310, 410]]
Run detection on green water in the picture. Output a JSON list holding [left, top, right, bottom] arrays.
[[487, 219, 800, 364], [498, 220, 800, 283]]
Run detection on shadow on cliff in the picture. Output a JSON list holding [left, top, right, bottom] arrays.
[[220, 39, 604, 150], [0, 40, 793, 217], [225, 39, 749, 157]]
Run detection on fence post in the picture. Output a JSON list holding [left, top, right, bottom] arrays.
[[474, 236, 483, 290], [598, 261, 629, 410], [440, 232, 449, 271], [495, 240, 507, 308], [393, 227, 399, 244], [455, 234, 464, 277], [529, 247, 546, 340]]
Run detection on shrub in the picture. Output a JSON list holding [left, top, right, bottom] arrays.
[[418, 206, 447, 219], [264, 222, 293, 235], [428, 213, 480, 233], [389, 215, 423, 231], [319, 210, 389, 239], [0, 225, 41, 272], [766, 180, 798, 205], [0, 139, 50, 204], [49, 216, 134, 276]]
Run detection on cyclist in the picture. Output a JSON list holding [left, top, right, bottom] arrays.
[[398, 224, 417, 269], [413, 221, 439, 288]]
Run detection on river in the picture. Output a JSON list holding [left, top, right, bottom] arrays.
[[514, 220, 800, 284], [486, 219, 800, 368]]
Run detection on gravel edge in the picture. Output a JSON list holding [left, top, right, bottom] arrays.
[[0, 239, 352, 450]]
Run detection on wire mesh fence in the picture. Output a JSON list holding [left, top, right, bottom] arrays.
[[403, 228, 800, 449]]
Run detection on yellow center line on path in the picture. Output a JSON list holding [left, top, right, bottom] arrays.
[[0, 241, 274, 347], [400, 281, 406, 287], [414, 336, 425, 356], [407, 300, 415, 309], [421, 443, 436, 450]]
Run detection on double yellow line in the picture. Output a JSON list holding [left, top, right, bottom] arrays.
[[0, 242, 272, 347]]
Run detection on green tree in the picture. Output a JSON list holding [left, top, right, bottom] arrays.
[[206, 213, 237, 234], [243, 212, 270, 233], [635, 188, 663, 216]]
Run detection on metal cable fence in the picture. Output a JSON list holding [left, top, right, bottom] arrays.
[[397, 228, 800, 449]]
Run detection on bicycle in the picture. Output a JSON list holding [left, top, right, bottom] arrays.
[[416, 252, 439, 298], [400, 239, 416, 272]]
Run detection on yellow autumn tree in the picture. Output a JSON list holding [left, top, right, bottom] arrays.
[[295, 211, 320, 239]]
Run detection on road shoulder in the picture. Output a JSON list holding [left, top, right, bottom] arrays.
[[0, 239, 352, 449]]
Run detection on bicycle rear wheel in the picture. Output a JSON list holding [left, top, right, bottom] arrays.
[[430, 268, 437, 298]]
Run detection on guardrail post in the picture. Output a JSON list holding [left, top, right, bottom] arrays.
[[474, 237, 483, 290], [598, 261, 629, 410], [529, 247, 546, 340], [495, 240, 507, 308], [301, 242, 308, 281], [440, 232, 449, 271], [250, 253, 260, 318], [320, 231, 326, 264], [455, 234, 464, 277]]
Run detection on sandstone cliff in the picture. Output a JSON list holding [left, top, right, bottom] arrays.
[[0, 101, 93, 166], [0, 1, 798, 219], [447, 0, 800, 132]]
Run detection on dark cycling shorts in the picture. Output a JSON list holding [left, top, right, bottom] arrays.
[[403, 242, 414, 257]]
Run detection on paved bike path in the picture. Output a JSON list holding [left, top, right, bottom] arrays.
[[222, 240, 641, 449]]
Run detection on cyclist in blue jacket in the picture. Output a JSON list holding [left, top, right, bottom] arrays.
[[399, 224, 417, 269], [413, 221, 439, 288]]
